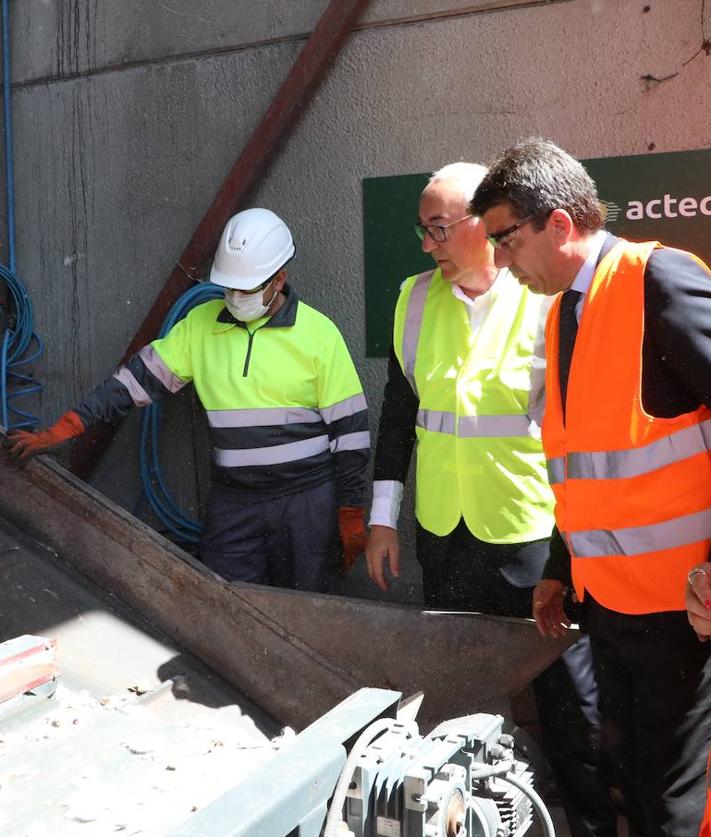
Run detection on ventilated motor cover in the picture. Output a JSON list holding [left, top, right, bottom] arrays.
[[344, 713, 535, 837]]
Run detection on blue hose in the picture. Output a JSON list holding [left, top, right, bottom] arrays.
[[139, 282, 223, 543], [0, 0, 43, 431]]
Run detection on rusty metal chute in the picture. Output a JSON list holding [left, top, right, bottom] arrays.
[[0, 450, 571, 731]]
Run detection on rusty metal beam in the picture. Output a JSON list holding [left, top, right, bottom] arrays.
[[69, 0, 370, 478]]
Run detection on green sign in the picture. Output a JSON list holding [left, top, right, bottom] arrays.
[[585, 149, 711, 262], [363, 172, 430, 358], [363, 148, 711, 357]]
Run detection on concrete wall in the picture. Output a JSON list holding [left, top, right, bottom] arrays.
[[3, 0, 710, 601]]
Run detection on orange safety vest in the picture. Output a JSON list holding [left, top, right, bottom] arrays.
[[542, 239, 711, 615]]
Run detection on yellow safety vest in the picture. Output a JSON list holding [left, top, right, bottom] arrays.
[[394, 268, 554, 541]]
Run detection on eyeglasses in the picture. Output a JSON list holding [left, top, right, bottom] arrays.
[[485, 213, 537, 249], [414, 214, 472, 243], [229, 276, 273, 295]]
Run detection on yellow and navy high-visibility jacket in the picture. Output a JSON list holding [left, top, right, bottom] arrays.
[[75, 286, 370, 504]]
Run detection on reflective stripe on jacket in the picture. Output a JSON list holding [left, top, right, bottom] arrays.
[[542, 240, 711, 614], [393, 267, 554, 542], [122, 290, 369, 499]]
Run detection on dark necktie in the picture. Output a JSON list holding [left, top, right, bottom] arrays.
[[559, 289, 582, 418]]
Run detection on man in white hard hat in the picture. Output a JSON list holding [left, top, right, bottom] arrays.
[[6, 208, 370, 591]]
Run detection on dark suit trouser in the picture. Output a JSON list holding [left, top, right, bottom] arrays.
[[416, 520, 617, 837], [584, 596, 711, 837]]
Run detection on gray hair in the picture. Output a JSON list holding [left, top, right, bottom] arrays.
[[428, 162, 489, 204]]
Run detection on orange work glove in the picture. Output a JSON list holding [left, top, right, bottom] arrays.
[[4, 411, 85, 461], [338, 506, 368, 572]]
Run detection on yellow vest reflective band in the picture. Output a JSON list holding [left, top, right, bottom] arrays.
[[394, 268, 554, 541]]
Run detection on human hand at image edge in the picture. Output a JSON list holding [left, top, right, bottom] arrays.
[[3, 410, 85, 461]]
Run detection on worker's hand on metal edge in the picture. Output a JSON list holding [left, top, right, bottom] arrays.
[[2, 410, 85, 461], [338, 506, 368, 573], [366, 525, 400, 591], [686, 563, 711, 641], [532, 578, 571, 638]]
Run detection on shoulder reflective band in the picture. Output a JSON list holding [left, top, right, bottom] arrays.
[[214, 435, 330, 467], [417, 409, 532, 437], [140, 345, 188, 394], [547, 418, 711, 486], [113, 367, 152, 407], [401, 272, 433, 397], [565, 505, 711, 557], [207, 407, 321, 427]]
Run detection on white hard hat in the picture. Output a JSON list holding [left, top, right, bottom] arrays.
[[209, 208, 295, 290]]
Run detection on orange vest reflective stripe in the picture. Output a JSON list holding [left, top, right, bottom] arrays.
[[542, 240, 711, 614]]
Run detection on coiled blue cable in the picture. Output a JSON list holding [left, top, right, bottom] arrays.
[[0, 0, 43, 430], [139, 282, 223, 543], [0, 264, 43, 429]]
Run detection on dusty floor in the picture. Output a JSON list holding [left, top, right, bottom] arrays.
[[0, 518, 283, 835]]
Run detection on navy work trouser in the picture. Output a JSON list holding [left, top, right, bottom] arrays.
[[200, 480, 338, 592], [416, 519, 617, 837]]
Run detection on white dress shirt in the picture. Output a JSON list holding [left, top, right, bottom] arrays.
[[569, 229, 607, 320]]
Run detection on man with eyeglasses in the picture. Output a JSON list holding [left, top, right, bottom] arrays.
[[366, 162, 615, 837], [472, 138, 711, 835], [5, 208, 370, 592]]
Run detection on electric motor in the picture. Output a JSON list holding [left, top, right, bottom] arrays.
[[343, 712, 536, 837]]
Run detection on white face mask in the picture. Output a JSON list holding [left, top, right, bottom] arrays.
[[224, 282, 277, 322]]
